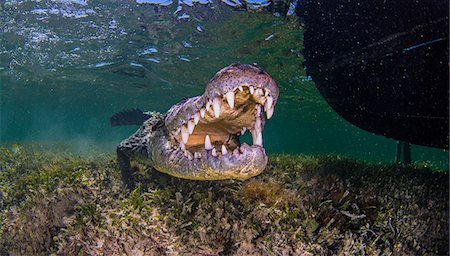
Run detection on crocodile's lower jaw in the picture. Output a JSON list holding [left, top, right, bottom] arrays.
[[154, 143, 267, 180]]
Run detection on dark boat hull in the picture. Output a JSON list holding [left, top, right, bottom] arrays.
[[297, 0, 449, 149]]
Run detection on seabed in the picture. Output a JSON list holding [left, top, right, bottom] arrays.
[[0, 146, 448, 255]]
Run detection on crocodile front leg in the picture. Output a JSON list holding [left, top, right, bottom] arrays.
[[117, 144, 134, 189], [116, 112, 163, 188], [117, 128, 151, 189]]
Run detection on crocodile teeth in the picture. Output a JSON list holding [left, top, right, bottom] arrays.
[[193, 112, 200, 125], [251, 127, 263, 147], [254, 131, 263, 146], [194, 152, 202, 158], [204, 135, 213, 150], [255, 116, 262, 129], [187, 120, 195, 134], [221, 145, 228, 155], [185, 150, 193, 160], [266, 106, 274, 119], [206, 100, 212, 111], [265, 95, 273, 111], [213, 97, 221, 118], [241, 127, 247, 135], [249, 86, 255, 94], [180, 141, 186, 151], [181, 125, 189, 144], [212, 148, 217, 156], [225, 91, 235, 109], [238, 85, 244, 92], [256, 104, 262, 117], [255, 88, 264, 96], [200, 108, 206, 118]]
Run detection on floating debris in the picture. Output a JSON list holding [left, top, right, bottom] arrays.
[[31, 7, 96, 19], [30, 8, 48, 15], [245, 0, 270, 8], [221, 0, 242, 7], [300, 75, 313, 81], [264, 33, 274, 41], [146, 58, 161, 63], [109, 17, 117, 29], [130, 62, 144, 67], [91, 62, 113, 68], [69, 47, 80, 52], [177, 13, 190, 20], [140, 47, 158, 55], [135, 0, 285, 13], [174, 5, 182, 14], [137, 0, 209, 6], [182, 41, 192, 48], [136, 0, 173, 6], [287, 0, 298, 16], [66, 0, 88, 5], [183, 0, 194, 6]]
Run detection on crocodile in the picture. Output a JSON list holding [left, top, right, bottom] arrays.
[[116, 63, 279, 187]]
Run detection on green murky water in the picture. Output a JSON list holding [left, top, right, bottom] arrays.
[[0, 1, 448, 169]]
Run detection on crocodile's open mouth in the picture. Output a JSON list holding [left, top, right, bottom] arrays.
[[159, 64, 279, 180], [173, 84, 274, 159]]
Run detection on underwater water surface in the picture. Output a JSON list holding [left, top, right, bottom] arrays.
[[0, 0, 448, 170]]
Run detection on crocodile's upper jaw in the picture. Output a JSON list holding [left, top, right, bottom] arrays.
[[154, 64, 279, 180]]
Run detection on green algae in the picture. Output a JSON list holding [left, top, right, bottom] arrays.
[[0, 146, 448, 255]]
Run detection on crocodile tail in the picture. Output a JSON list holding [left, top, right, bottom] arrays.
[[110, 108, 151, 126]]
